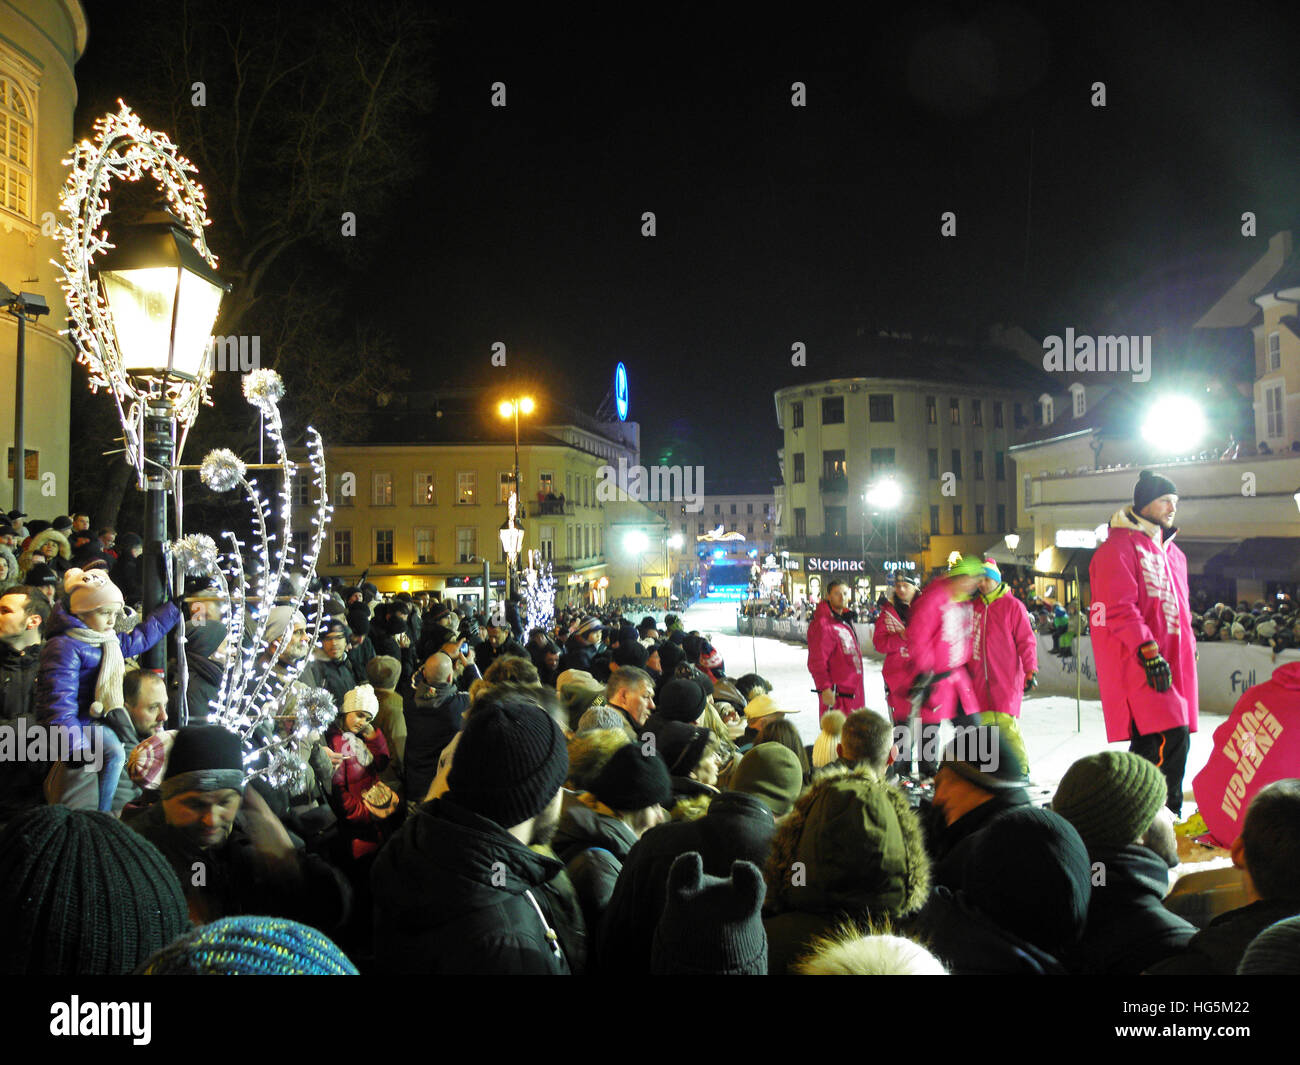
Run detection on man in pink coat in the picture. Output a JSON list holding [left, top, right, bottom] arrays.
[[873, 571, 920, 723], [1089, 469, 1198, 815], [1192, 662, 1300, 847], [807, 577, 865, 718], [970, 558, 1037, 718]]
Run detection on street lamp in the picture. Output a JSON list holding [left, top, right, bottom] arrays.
[[1, 285, 49, 514], [1005, 533, 1020, 552], [866, 477, 903, 560], [497, 395, 535, 600], [57, 105, 229, 677]]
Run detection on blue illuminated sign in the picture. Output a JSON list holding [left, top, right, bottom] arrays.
[[614, 362, 629, 421]]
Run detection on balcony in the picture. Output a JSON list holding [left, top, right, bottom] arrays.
[[530, 498, 575, 517], [819, 474, 848, 494]]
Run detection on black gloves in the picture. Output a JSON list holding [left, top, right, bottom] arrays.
[[1137, 641, 1172, 692], [908, 671, 935, 706], [1023, 671, 1038, 694]]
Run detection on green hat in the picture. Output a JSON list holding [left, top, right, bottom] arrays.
[[1051, 751, 1167, 851], [948, 555, 987, 578], [730, 742, 804, 817]]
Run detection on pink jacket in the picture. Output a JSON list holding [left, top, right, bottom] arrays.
[[1192, 662, 1300, 847], [970, 585, 1037, 717], [904, 578, 977, 722], [807, 600, 865, 714], [1088, 508, 1198, 743], [873, 600, 914, 719]]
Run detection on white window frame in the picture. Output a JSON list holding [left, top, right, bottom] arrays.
[[371, 472, 393, 507], [540, 524, 555, 561], [1266, 383, 1284, 439], [413, 471, 436, 506], [0, 72, 35, 223], [374, 528, 394, 564], [457, 526, 476, 564], [331, 472, 354, 507], [1071, 383, 1086, 418], [414, 526, 434, 565], [457, 470, 477, 506], [539, 469, 555, 496], [1269, 331, 1281, 372], [498, 471, 514, 504], [332, 529, 352, 567]]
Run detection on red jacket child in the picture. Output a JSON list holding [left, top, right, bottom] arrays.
[[327, 684, 394, 860]]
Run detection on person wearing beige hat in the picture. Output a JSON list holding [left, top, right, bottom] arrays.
[[739, 693, 799, 750]]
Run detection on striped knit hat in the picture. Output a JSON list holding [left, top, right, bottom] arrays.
[[1051, 751, 1167, 851], [138, 916, 358, 975], [0, 806, 190, 975]]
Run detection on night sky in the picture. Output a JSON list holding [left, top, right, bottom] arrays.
[[75, 1, 1300, 476]]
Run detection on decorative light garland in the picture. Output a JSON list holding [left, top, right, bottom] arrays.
[[169, 369, 336, 786], [523, 559, 557, 633]]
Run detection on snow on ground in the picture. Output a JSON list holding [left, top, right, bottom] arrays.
[[681, 597, 1227, 803]]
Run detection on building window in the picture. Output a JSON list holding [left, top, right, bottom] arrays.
[[371, 472, 393, 506], [975, 504, 985, 535], [457, 471, 477, 505], [1024, 474, 1033, 511], [498, 472, 515, 504], [870, 448, 896, 469], [869, 394, 895, 422], [540, 525, 555, 561], [747, 502, 754, 514], [413, 471, 436, 505], [994, 402, 1004, 428], [567, 526, 574, 557], [792, 453, 805, 484], [0, 77, 33, 220], [332, 530, 352, 567], [730, 503, 737, 515], [997, 503, 1006, 533], [972, 400, 983, 426], [791, 401, 804, 429], [291, 530, 309, 560], [290, 472, 311, 506], [794, 508, 807, 538], [825, 506, 847, 538], [331, 473, 353, 507], [952, 505, 963, 535], [457, 527, 477, 563], [822, 450, 847, 479], [697, 522, 705, 535], [929, 505, 940, 536], [928, 449, 939, 480], [926, 396, 937, 424], [974, 450, 984, 480], [951, 449, 962, 479], [714, 503, 721, 515], [414, 527, 434, 564], [747, 523, 754, 536], [374, 529, 394, 564], [584, 526, 591, 558], [821, 396, 844, 424], [539, 470, 554, 496], [995, 451, 1006, 481], [1266, 383, 1284, 438], [1072, 384, 1086, 417], [1269, 331, 1281, 371], [1039, 395, 1054, 425], [949, 398, 961, 425]]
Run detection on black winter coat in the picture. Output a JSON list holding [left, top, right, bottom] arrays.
[[599, 791, 777, 974], [908, 887, 1070, 975], [404, 683, 468, 803], [311, 653, 367, 710], [926, 787, 1032, 891], [371, 797, 572, 974], [1144, 899, 1300, 975], [552, 797, 638, 962], [1075, 844, 1196, 975]]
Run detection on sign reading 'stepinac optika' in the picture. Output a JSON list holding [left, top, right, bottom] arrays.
[[806, 557, 866, 573]]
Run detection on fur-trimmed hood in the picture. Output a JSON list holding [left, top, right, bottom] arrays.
[[19, 527, 70, 569], [765, 763, 930, 919], [0, 544, 18, 591]]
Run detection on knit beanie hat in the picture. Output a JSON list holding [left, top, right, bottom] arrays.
[[264, 605, 306, 645], [128, 730, 176, 791], [653, 720, 713, 777], [963, 805, 1091, 957], [185, 619, 228, 659], [652, 852, 767, 975], [577, 704, 629, 734], [981, 558, 1001, 582], [341, 684, 379, 719], [613, 640, 649, 669], [66, 567, 125, 615], [23, 561, 57, 587], [1237, 916, 1300, 975], [446, 687, 569, 827], [0, 806, 190, 975], [656, 677, 709, 722], [1052, 751, 1167, 851], [573, 616, 603, 639], [947, 555, 987, 578], [590, 743, 673, 811], [365, 655, 401, 691], [161, 725, 246, 800], [567, 728, 631, 791], [939, 724, 1029, 792], [657, 639, 685, 676], [52, 515, 73, 532], [138, 916, 358, 975], [1134, 469, 1178, 513], [730, 742, 805, 817], [813, 710, 845, 769]]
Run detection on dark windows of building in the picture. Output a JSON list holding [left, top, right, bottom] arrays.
[[869, 394, 894, 422], [791, 401, 804, 429], [822, 395, 844, 424], [792, 452, 805, 483], [929, 505, 940, 535], [825, 506, 847, 538], [952, 505, 963, 535]]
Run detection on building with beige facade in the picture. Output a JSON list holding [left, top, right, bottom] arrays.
[[0, 1, 86, 516]]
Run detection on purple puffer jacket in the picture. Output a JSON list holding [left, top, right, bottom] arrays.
[[36, 601, 181, 749]]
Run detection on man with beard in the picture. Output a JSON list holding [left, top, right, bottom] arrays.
[[371, 684, 573, 973], [310, 617, 367, 710]]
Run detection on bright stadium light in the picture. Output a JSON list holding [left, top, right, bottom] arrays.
[[624, 530, 649, 553], [1142, 396, 1205, 454], [866, 478, 903, 510]]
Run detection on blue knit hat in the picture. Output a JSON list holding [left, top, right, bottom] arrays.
[[137, 916, 358, 975]]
